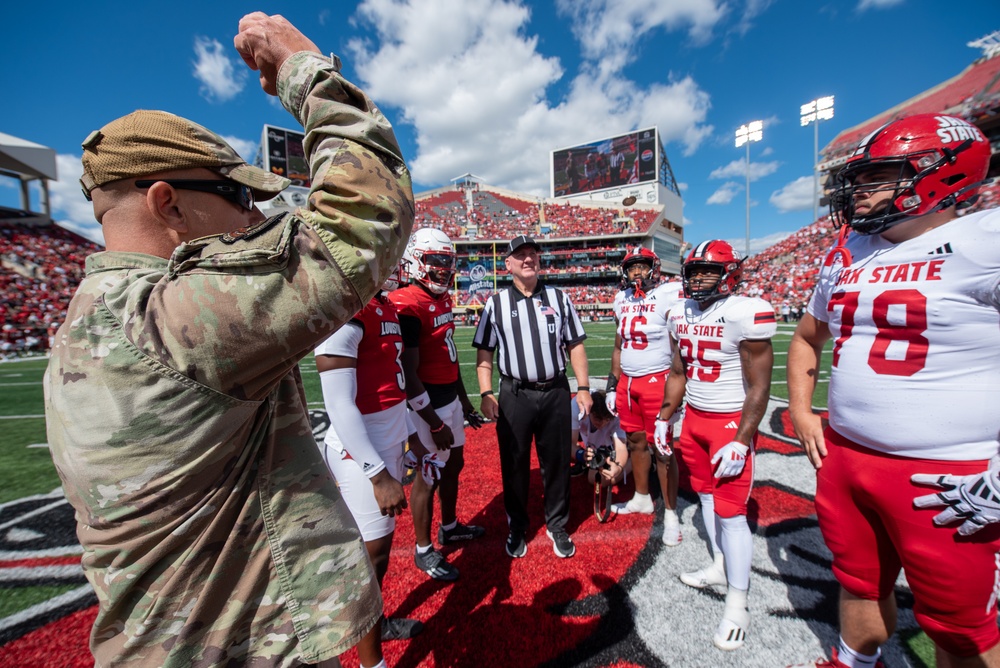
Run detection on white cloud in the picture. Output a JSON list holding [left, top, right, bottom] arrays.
[[193, 37, 246, 103], [709, 158, 780, 181], [557, 0, 727, 61], [857, 0, 904, 10], [221, 135, 258, 163], [734, 0, 775, 36], [348, 0, 714, 193], [724, 230, 792, 255], [707, 181, 742, 205], [769, 175, 818, 213], [50, 154, 105, 245], [678, 182, 689, 192]]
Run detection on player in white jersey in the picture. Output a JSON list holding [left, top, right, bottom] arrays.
[[787, 114, 999, 668], [606, 247, 685, 546], [658, 239, 776, 651]]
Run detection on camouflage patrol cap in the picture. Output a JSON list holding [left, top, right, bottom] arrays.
[[80, 110, 290, 200]]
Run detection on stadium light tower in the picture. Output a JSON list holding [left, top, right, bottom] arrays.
[[800, 96, 834, 223], [735, 120, 763, 257]]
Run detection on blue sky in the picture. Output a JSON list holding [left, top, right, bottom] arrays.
[[3, 0, 998, 251]]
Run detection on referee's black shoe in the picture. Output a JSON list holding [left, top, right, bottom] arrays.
[[505, 530, 527, 558], [438, 521, 486, 545], [546, 529, 576, 558]]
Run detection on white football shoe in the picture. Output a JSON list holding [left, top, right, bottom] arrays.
[[611, 496, 655, 515], [679, 563, 727, 589], [662, 521, 682, 547], [713, 605, 750, 651]]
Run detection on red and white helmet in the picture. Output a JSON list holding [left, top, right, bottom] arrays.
[[381, 260, 404, 292], [830, 113, 990, 235], [620, 246, 661, 294], [682, 240, 744, 303], [403, 228, 456, 295]]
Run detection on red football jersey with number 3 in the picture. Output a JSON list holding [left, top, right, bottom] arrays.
[[389, 284, 459, 384]]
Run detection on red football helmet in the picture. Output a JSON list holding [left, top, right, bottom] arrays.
[[682, 240, 744, 303], [402, 228, 456, 295], [830, 113, 990, 235], [620, 246, 661, 294]]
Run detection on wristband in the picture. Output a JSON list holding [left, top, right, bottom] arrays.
[[577, 386, 591, 392], [430, 422, 446, 434], [481, 390, 494, 398], [605, 374, 619, 393], [408, 391, 431, 411]]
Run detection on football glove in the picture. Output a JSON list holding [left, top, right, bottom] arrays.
[[653, 419, 673, 457], [605, 390, 617, 415], [403, 449, 418, 470], [464, 409, 486, 429], [421, 453, 446, 486], [712, 441, 749, 479], [912, 466, 1000, 536]]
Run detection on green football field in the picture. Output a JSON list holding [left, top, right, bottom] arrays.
[[0, 321, 821, 506]]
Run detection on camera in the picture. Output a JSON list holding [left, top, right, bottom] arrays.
[[587, 445, 615, 471]]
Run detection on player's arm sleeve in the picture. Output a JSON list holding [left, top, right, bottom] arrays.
[[319, 367, 386, 478], [740, 298, 778, 340], [315, 320, 364, 357], [145, 52, 414, 400], [471, 298, 498, 351], [806, 256, 841, 321]]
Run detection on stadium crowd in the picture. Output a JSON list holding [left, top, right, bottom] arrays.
[[0, 222, 98, 358]]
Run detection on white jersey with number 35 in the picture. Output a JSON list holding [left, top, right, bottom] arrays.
[[808, 207, 1000, 460], [667, 296, 776, 413], [614, 281, 685, 377]]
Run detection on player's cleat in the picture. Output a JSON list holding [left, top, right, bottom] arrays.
[[612, 496, 655, 515], [414, 547, 459, 581], [785, 649, 882, 668], [546, 529, 576, 558], [713, 606, 750, 651], [505, 530, 527, 558], [680, 563, 727, 589], [381, 616, 424, 641], [438, 522, 486, 545], [662, 521, 683, 547]]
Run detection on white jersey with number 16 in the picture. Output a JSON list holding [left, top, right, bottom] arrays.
[[614, 281, 684, 377]]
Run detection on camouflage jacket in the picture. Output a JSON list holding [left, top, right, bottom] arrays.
[[43, 52, 414, 668]]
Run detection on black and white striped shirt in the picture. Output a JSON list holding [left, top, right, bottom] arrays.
[[472, 283, 587, 382]]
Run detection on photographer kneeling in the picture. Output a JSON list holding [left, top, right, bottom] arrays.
[[571, 390, 628, 487]]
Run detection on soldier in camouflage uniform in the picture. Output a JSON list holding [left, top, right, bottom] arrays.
[[42, 13, 414, 668]]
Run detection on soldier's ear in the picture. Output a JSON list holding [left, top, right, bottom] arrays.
[[144, 182, 189, 235]]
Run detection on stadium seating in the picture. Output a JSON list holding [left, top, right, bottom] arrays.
[[0, 223, 98, 358]]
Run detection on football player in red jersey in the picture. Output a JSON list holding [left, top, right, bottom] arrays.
[[787, 114, 999, 668], [606, 247, 685, 546], [658, 240, 775, 651], [315, 261, 421, 666], [390, 228, 485, 582]]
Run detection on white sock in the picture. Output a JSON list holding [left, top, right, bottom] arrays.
[[362, 660, 388, 668], [718, 514, 752, 591], [724, 586, 748, 615], [415, 543, 432, 554], [698, 493, 721, 559], [664, 507, 679, 525], [630, 492, 653, 508], [441, 520, 457, 531], [837, 637, 881, 668]]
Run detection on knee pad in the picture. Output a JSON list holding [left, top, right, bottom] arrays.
[[915, 608, 1000, 658]]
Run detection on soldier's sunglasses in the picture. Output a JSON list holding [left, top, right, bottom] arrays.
[[134, 179, 255, 211]]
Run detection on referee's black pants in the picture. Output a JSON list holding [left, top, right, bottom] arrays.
[[496, 378, 571, 534]]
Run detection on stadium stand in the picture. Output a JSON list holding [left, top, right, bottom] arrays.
[[0, 222, 99, 358]]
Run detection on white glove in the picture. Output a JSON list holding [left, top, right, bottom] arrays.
[[421, 453, 446, 486], [403, 449, 418, 469], [912, 467, 1000, 536], [605, 390, 617, 415], [712, 441, 749, 479], [653, 419, 672, 457]]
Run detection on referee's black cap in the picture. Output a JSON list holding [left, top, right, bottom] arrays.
[[506, 235, 541, 256]]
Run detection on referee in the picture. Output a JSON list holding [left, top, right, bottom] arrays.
[[473, 235, 593, 559]]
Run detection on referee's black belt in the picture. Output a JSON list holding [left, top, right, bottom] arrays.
[[502, 374, 565, 392]]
